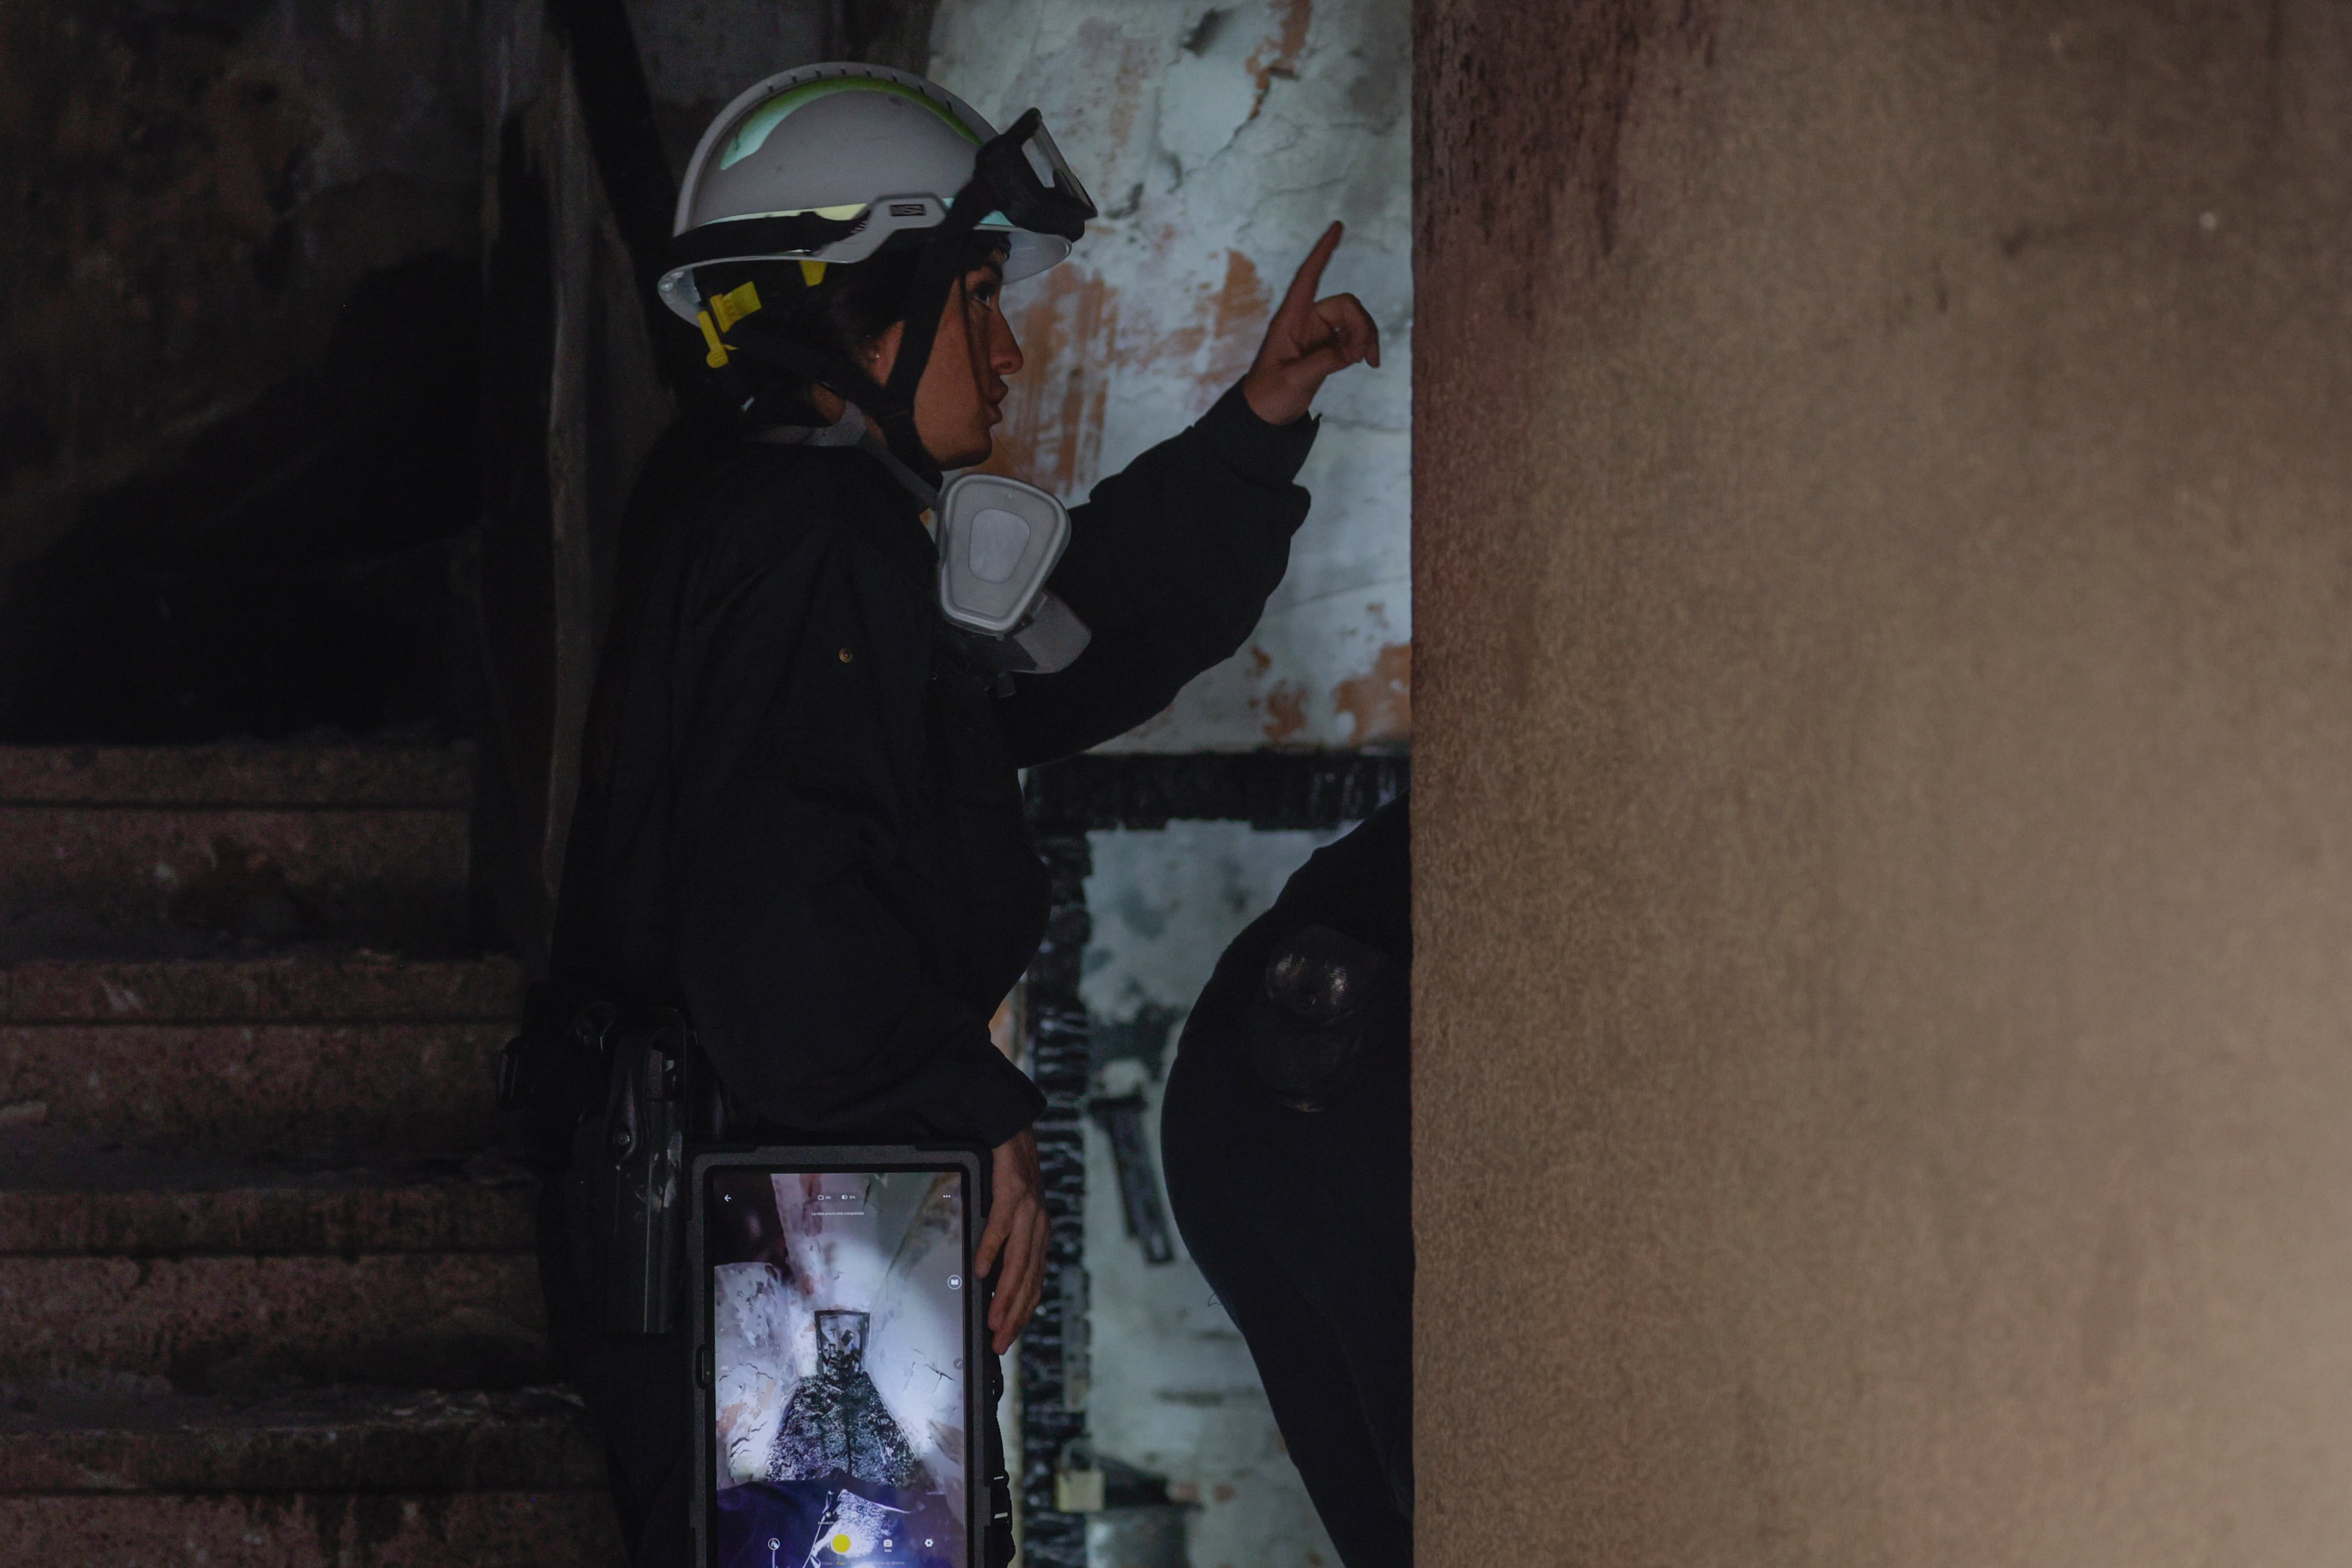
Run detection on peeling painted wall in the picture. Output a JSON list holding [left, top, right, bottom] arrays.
[[1080, 823, 1343, 1567], [930, 0, 1412, 751]]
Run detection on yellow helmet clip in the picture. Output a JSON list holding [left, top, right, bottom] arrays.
[[698, 280, 766, 369]]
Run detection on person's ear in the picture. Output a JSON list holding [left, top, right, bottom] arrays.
[[863, 319, 906, 381]]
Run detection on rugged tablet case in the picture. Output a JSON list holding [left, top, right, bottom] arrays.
[[689, 1146, 990, 1568]]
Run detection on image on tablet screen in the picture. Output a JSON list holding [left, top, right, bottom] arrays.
[[706, 1167, 969, 1568]]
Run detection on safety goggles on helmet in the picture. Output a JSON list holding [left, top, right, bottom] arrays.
[[974, 109, 1095, 242]]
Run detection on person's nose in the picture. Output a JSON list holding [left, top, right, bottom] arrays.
[[991, 310, 1023, 380]]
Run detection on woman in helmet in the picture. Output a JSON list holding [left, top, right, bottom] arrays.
[[547, 65, 1378, 1568]]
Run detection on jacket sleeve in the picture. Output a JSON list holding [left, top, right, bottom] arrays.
[[667, 516, 1044, 1146], [992, 381, 1319, 764]]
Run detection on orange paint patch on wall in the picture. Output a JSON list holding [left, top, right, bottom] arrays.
[[1098, 246, 1260, 401], [1260, 683, 1309, 742], [1332, 641, 1411, 745], [1247, 0, 1315, 112]]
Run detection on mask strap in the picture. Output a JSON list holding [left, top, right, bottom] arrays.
[[853, 412, 942, 511]]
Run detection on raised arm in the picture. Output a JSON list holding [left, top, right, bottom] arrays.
[[992, 223, 1381, 764]]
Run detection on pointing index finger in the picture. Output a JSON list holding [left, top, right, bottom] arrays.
[[1277, 221, 1345, 323]]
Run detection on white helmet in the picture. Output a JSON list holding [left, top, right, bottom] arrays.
[[655, 64, 1093, 326]]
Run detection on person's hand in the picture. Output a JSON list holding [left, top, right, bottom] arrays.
[[1240, 221, 1381, 426], [976, 1129, 1048, 1355]]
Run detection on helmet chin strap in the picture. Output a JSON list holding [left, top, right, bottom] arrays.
[[719, 168, 995, 488], [867, 169, 997, 478]]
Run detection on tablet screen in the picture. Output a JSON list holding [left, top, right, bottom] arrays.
[[705, 1165, 972, 1568]]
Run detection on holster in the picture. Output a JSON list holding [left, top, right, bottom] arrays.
[[502, 987, 734, 1335]]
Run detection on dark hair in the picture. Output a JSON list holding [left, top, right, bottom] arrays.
[[693, 231, 1009, 427]]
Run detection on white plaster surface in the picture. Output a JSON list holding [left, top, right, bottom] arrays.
[[1080, 824, 1344, 1568], [931, 0, 1412, 751]]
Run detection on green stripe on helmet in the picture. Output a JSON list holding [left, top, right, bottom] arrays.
[[718, 77, 981, 171]]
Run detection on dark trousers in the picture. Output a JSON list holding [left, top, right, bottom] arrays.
[[1159, 1016, 1412, 1568], [538, 1185, 698, 1568], [537, 1190, 1014, 1567]]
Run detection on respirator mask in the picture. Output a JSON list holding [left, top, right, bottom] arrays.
[[767, 407, 1090, 678], [933, 471, 1091, 675]]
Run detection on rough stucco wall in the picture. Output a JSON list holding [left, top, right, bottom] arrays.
[[1415, 1, 2352, 1562], [930, 0, 1412, 751]]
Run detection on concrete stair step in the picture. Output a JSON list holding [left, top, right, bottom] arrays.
[[0, 1018, 515, 1154], [0, 1138, 548, 1394], [0, 1247, 548, 1392], [0, 1383, 603, 1494], [0, 745, 471, 955], [6, 1489, 625, 1567], [3, 1489, 626, 1567], [0, 952, 524, 1154], [1, 951, 523, 1024], [0, 746, 473, 808], [0, 750, 611, 1564], [1, 1384, 622, 1566], [0, 810, 469, 955], [0, 1133, 537, 1257]]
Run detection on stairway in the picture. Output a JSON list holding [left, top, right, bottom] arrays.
[[0, 744, 625, 1566]]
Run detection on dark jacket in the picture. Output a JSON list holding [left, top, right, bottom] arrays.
[[551, 383, 1316, 1147]]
